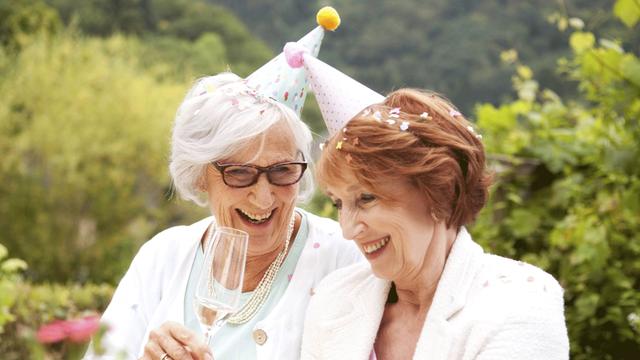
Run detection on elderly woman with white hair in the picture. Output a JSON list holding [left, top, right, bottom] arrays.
[[88, 8, 361, 360]]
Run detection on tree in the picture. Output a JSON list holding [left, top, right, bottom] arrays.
[[0, 32, 206, 282], [471, 1, 640, 357]]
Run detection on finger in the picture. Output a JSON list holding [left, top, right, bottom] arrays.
[[165, 323, 212, 360], [156, 333, 194, 360], [141, 337, 165, 360]]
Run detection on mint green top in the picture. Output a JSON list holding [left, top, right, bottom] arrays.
[[184, 210, 309, 360]]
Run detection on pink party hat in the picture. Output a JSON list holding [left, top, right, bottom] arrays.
[[245, 7, 341, 116], [284, 42, 384, 134]]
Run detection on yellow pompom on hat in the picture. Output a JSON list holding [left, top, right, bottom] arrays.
[[317, 6, 341, 31]]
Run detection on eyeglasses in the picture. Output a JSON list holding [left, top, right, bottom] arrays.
[[212, 157, 308, 188]]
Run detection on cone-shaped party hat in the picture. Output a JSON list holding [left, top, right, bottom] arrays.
[[245, 7, 341, 116], [283, 42, 384, 134]]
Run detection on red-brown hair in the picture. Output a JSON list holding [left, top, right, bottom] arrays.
[[316, 88, 492, 228]]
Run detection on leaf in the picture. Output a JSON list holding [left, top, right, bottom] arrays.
[[568, 17, 585, 30], [614, 0, 640, 28], [620, 55, 640, 87], [570, 32, 596, 54], [517, 65, 533, 80], [1, 258, 28, 273], [0, 245, 7, 262]]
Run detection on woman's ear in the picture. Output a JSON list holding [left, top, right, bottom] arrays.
[[197, 174, 208, 193]]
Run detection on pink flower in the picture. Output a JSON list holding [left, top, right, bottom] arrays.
[[37, 320, 68, 344], [65, 315, 101, 343], [36, 315, 101, 344]]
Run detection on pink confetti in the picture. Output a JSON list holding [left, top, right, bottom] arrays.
[[313, 242, 320, 249], [390, 107, 401, 115], [449, 109, 462, 117]]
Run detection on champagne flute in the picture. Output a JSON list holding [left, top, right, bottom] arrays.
[[194, 226, 248, 345]]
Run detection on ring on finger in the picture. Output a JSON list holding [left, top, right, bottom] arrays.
[[161, 353, 171, 360]]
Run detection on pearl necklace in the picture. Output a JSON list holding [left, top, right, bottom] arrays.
[[227, 212, 296, 324]]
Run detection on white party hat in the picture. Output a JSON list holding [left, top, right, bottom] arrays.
[[284, 42, 384, 134], [245, 7, 341, 116]]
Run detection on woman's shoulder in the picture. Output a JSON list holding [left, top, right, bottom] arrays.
[[469, 253, 565, 322], [479, 254, 563, 298], [136, 217, 211, 257], [315, 261, 379, 297], [302, 209, 342, 237]]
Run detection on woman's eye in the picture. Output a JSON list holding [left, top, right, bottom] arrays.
[[360, 193, 376, 203]]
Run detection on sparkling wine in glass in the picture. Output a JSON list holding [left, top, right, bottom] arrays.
[[194, 226, 248, 345]]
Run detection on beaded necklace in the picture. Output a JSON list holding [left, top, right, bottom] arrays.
[[226, 212, 296, 324]]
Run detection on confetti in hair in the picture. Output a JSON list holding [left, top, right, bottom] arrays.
[[345, 153, 353, 164], [400, 121, 410, 131], [449, 109, 462, 117]]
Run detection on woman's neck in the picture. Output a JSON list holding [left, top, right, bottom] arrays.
[[392, 224, 458, 310], [242, 211, 301, 292]]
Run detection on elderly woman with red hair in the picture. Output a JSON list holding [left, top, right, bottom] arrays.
[[301, 88, 569, 360]]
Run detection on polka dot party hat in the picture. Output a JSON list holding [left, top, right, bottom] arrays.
[[283, 42, 384, 135], [245, 7, 341, 116]]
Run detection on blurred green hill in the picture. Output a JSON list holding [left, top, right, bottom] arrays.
[[216, 0, 640, 114]]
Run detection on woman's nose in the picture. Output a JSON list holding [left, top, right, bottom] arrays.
[[249, 174, 274, 208], [339, 210, 365, 240]]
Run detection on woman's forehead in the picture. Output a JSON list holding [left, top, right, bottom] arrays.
[[226, 133, 298, 165]]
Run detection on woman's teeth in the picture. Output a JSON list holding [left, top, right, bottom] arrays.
[[238, 209, 273, 224], [363, 236, 390, 254]]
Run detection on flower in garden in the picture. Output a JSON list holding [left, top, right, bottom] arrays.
[[36, 315, 101, 344], [66, 315, 101, 343], [36, 320, 68, 343]]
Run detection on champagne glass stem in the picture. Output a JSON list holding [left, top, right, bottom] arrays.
[[205, 320, 225, 346]]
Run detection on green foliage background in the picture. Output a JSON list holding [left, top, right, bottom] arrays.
[[0, 0, 639, 358]]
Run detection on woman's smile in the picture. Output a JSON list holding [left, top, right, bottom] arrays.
[[360, 236, 391, 259]]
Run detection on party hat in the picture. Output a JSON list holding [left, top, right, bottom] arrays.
[[245, 7, 341, 116], [283, 42, 384, 135]]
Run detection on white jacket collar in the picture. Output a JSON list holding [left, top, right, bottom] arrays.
[[316, 227, 484, 360]]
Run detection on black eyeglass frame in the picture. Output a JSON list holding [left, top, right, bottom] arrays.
[[212, 154, 308, 188]]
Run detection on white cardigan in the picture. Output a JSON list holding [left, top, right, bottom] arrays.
[[89, 210, 362, 359], [301, 227, 569, 360]]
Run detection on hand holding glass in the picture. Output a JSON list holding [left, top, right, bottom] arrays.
[[194, 226, 248, 345]]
